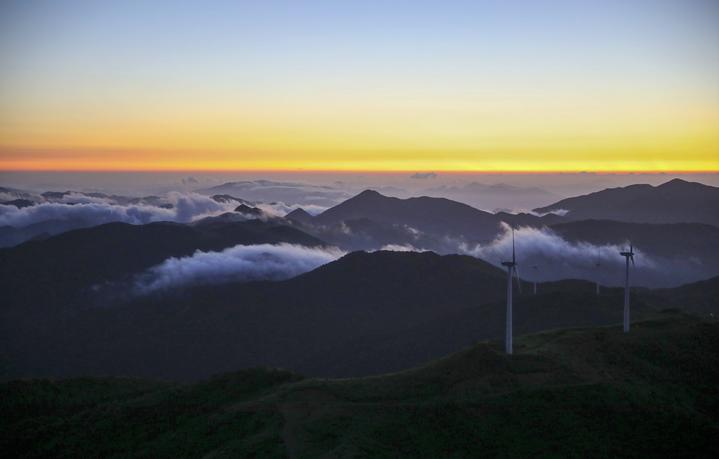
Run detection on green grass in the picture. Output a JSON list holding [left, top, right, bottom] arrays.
[[2, 313, 718, 458]]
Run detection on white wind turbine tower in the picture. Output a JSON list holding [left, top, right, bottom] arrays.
[[501, 227, 522, 354], [619, 243, 635, 333]]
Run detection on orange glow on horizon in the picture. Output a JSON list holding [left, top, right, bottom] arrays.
[[1, 154, 717, 174]]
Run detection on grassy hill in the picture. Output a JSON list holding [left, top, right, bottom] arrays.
[[3, 312, 717, 458]]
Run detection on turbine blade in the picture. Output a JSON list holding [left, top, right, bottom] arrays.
[[512, 227, 516, 264], [514, 266, 522, 293], [630, 254, 635, 266]]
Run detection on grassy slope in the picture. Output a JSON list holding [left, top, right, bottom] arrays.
[[2, 313, 718, 458]]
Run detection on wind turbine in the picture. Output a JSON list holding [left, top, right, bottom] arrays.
[[619, 243, 635, 333], [501, 227, 521, 354], [532, 265, 538, 295], [595, 247, 601, 295]]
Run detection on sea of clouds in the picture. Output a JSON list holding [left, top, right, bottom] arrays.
[[133, 243, 345, 294]]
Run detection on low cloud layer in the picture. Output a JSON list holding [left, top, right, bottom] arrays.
[[0, 192, 247, 247], [0, 192, 234, 229], [454, 223, 709, 287], [134, 243, 345, 293], [256, 202, 329, 217], [462, 222, 653, 270], [376, 223, 701, 288], [196, 180, 351, 207]]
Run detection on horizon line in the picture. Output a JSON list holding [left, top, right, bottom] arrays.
[[1, 169, 718, 175]]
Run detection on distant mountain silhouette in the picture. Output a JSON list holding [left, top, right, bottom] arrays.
[[233, 204, 263, 217], [552, 219, 719, 263], [285, 207, 314, 224], [0, 198, 35, 208], [305, 189, 551, 251], [210, 194, 251, 204], [315, 190, 499, 239], [198, 180, 348, 207], [423, 181, 561, 211], [534, 178, 719, 225]]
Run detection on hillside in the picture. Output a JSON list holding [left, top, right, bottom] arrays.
[[314, 189, 501, 240], [534, 178, 719, 225], [3, 313, 717, 457], [298, 189, 558, 252], [551, 219, 719, 283], [0, 219, 323, 312], [4, 249, 716, 382]]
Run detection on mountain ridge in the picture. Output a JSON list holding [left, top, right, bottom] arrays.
[[534, 178, 719, 225]]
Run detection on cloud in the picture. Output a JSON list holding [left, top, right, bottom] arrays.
[[456, 223, 664, 284], [530, 208, 569, 217], [379, 244, 427, 252], [134, 243, 345, 293], [255, 201, 329, 218], [197, 180, 350, 207], [0, 192, 236, 229], [410, 172, 438, 179]]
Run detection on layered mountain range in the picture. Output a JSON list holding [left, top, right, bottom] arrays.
[[1, 178, 718, 382]]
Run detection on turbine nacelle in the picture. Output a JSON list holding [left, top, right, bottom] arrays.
[[619, 243, 635, 266]]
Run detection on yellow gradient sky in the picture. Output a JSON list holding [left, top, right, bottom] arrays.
[[1, 1, 718, 172]]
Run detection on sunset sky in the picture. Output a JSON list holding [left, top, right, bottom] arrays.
[[1, 0, 718, 172]]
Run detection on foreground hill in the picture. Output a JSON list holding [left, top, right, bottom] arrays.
[[1, 251, 506, 380], [534, 178, 719, 226], [4, 250, 716, 382], [3, 313, 717, 457]]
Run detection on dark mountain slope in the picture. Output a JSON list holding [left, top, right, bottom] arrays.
[[551, 219, 719, 274], [314, 190, 502, 239], [5, 250, 716, 382], [641, 275, 719, 315], [2, 251, 507, 381], [534, 178, 719, 225], [0, 219, 325, 375], [301, 189, 557, 252], [285, 207, 314, 224], [3, 313, 717, 458], [0, 220, 323, 311]]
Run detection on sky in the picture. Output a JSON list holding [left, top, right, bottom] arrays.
[[1, 0, 718, 172]]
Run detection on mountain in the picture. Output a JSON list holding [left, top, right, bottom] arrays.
[[0, 219, 323, 312], [0, 251, 506, 381], [3, 313, 716, 457], [552, 219, 719, 268], [642, 275, 719, 315], [534, 178, 719, 225], [198, 180, 349, 207], [210, 193, 250, 204], [424, 182, 561, 212], [285, 207, 314, 224], [234, 204, 264, 217], [307, 189, 539, 251], [4, 248, 715, 382], [0, 199, 34, 209], [0, 216, 113, 248], [315, 190, 500, 240]]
